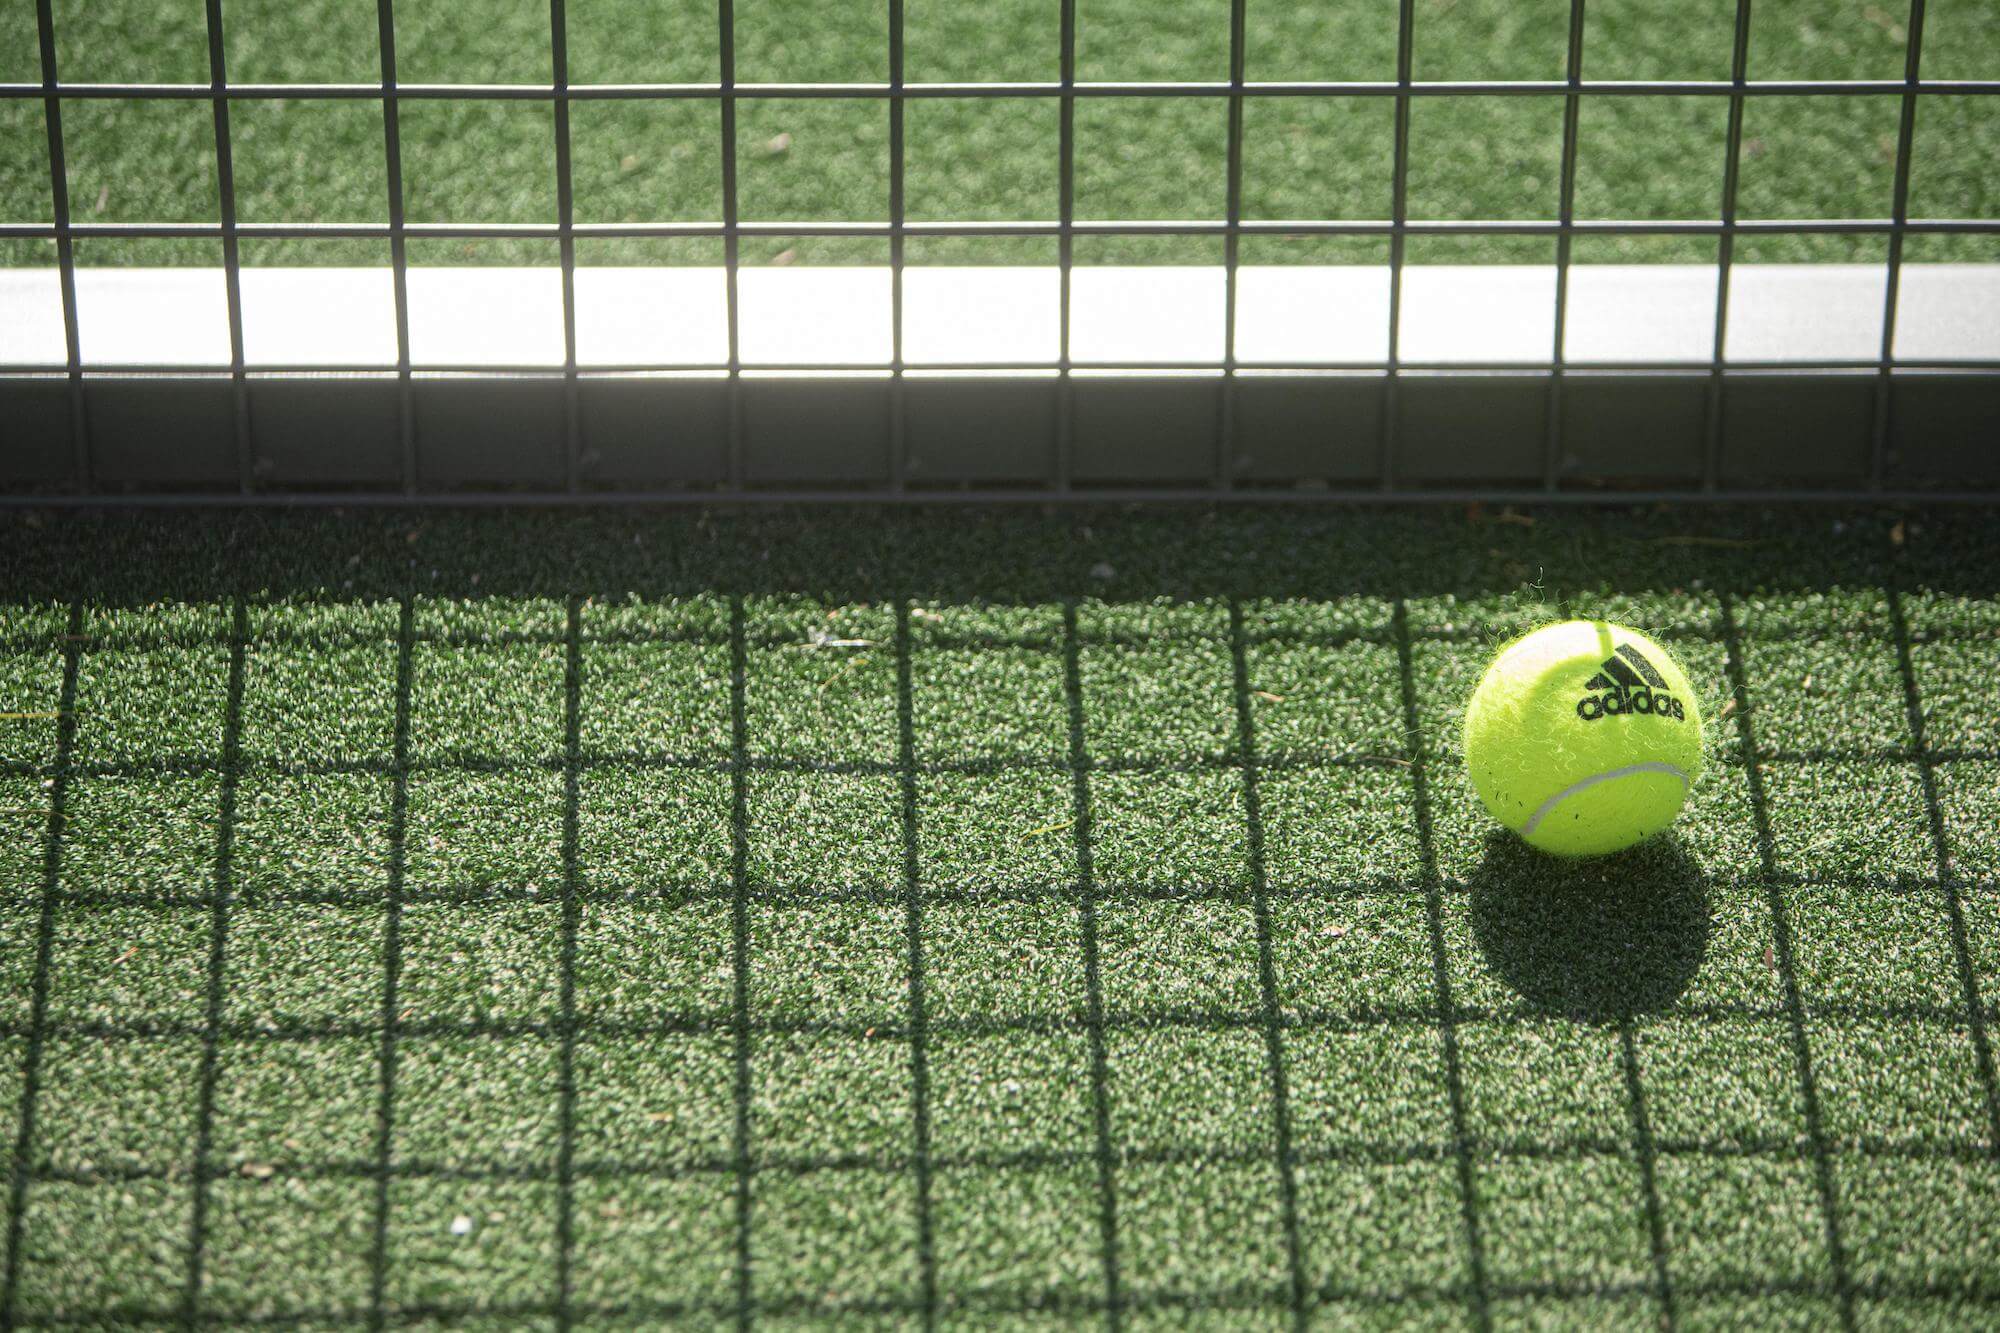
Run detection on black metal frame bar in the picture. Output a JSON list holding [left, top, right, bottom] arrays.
[[3, 486, 1994, 508], [887, 0, 908, 493], [717, 0, 743, 491], [373, 0, 416, 494], [6, 78, 1998, 101], [1702, 0, 1756, 493], [1055, 0, 1078, 492], [199, 0, 251, 495], [1872, 0, 1930, 490], [31, 0, 86, 492], [1545, 0, 1589, 494], [2, 0, 1996, 503], [549, 0, 582, 494], [5, 218, 1997, 241]]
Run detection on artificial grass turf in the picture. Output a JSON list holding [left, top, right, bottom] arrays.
[[0, 505, 1998, 1327], [4, 0, 2000, 269]]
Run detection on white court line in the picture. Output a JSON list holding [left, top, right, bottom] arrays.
[[0, 265, 1996, 369]]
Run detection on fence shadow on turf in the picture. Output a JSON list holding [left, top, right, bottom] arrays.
[[8, 506, 1982, 614], [1465, 831, 1709, 1021]]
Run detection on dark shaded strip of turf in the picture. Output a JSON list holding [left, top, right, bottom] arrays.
[[181, 596, 250, 1321], [13, 1270, 2000, 1331], [364, 594, 417, 1332], [0, 745, 1430, 784], [20, 1125, 1999, 1193], [726, 596, 757, 1332], [1584, 575, 1679, 1333], [1617, 1021, 1678, 1330], [10, 614, 1985, 662], [551, 596, 585, 1329], [1061, 600, 1125, 1329], [28, 863, 1981, 915], [6, 737, 1972, 789], [4, 995, 1989, 1050], [1717, 589, 1857, 1332], [892, 602, 940, 1330], [1884, 583, 2000, 1151], [1391, 597, 1492, 1333], [1227, 598, 1310, 1327], [0, 602, 84, 1331]]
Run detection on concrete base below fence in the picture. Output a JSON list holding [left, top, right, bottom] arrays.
[[1, 264, 1997, 498]]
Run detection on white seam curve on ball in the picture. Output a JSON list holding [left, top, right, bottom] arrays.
[[1519, 762, 1692, 836]]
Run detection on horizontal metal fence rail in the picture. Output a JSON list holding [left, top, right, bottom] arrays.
[[6, 78, 2000, 99], [1, 0, 1997, 503]]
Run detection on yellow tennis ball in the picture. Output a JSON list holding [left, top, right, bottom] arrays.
[[1463, 619, 1704, 857]]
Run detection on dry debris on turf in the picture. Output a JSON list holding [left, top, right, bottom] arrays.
[[0, 504, 1996, 1329]]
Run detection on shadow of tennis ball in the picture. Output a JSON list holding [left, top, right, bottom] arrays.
[[1466, 831, 1710, 1020]]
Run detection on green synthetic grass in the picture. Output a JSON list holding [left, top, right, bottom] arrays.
[[0, 504, 1997, 1329], [2, 0, 1998, 268]]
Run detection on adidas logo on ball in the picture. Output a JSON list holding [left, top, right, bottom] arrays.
[[1575, 642, 1688, 722]]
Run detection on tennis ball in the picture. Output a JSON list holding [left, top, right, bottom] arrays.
[[1463, 619, 1703, 857]]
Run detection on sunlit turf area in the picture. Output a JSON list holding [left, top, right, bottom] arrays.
[[0, 505, 1996, 1327], [1, 0, 1997, 267]]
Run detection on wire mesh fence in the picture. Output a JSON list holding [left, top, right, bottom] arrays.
[[0, 0, 1997, 498]]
